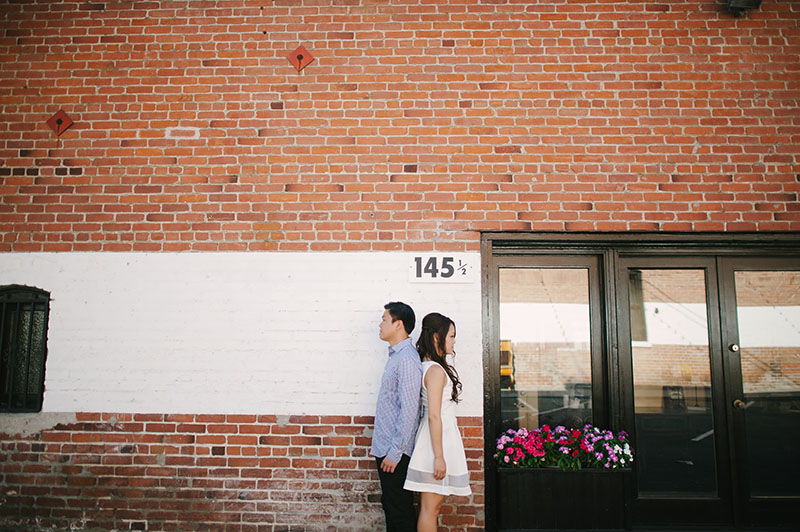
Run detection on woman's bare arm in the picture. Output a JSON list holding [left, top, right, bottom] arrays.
[[425, 364, 448, 480]]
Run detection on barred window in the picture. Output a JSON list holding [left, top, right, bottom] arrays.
[[0, 285, 51, 412]]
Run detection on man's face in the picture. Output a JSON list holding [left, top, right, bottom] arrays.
[[379, 309, 398, 342]]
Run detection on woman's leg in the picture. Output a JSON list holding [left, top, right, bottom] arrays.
[[417, 491, 446, 532]]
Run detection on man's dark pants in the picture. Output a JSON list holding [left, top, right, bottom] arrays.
[[375, 455, 416, 532]]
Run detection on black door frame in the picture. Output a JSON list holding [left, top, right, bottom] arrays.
[[481, 232, 800, 532]]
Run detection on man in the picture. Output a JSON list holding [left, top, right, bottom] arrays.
[[371, 301, 423, 532]]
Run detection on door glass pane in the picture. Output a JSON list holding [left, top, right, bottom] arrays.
[[499, 268, 592, 431], [630, 269, 717, 495], [734, 270, 800, 496]]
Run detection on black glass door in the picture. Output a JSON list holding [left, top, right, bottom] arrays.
[[719, 257, 800, 527], [617, 255, 800, 528], [617, 257, 733, 526]]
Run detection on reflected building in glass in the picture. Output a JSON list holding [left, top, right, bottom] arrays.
[[499, 268, 592, 431]]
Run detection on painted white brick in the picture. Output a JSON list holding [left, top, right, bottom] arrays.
[[0, 253, 483, 416]]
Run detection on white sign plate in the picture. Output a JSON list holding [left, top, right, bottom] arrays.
[[408, 254, 477, 283]]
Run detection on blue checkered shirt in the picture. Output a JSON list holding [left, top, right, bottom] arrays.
[[370, 337, 422, 463]]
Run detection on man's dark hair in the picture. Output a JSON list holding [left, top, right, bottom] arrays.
[[384, 301, 415, 335]]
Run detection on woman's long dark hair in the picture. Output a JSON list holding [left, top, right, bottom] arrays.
[[416, 312, 463, 403]]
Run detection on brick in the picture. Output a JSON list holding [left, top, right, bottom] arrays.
[[4, 411, 480, 528]]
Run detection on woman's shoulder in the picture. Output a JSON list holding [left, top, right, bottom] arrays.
[[422, 360, 444, 371], [423, 361, 447, 381]]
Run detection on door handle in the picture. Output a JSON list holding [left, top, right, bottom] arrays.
[[729, 343, 740, 352], [733, 399, 746, 410]]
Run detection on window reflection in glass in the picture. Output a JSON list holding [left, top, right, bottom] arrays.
[[735, 270, 800, 496], [630, 269, 717, 496], [499, 268, 592, 431]]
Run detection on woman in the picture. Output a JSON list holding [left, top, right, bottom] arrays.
[[403, 312, 471, 532]]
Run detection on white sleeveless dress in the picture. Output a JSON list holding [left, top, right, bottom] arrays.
[[403, 361, 472, 496]]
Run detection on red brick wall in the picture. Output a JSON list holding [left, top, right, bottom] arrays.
[[1, 0, 798, 253], [0, 414, 485, 531]]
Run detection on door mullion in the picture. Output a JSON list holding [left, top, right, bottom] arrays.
[[601, 248, 619, 431], [705, 258, 737, 525], [716, 257, 748, 527]]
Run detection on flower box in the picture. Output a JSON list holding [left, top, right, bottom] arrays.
[[494, 425, 634, 471], [497, 466, 632, 530], [493, 425, 634, 530]]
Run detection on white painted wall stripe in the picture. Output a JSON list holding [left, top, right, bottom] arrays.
[[0, 253, 483, 416]]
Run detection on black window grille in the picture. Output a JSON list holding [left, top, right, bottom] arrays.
[[0, 285, 51, 412]]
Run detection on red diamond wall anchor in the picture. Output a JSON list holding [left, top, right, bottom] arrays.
[[46, 109, 74, 136], [288, 45, 314, 72]]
